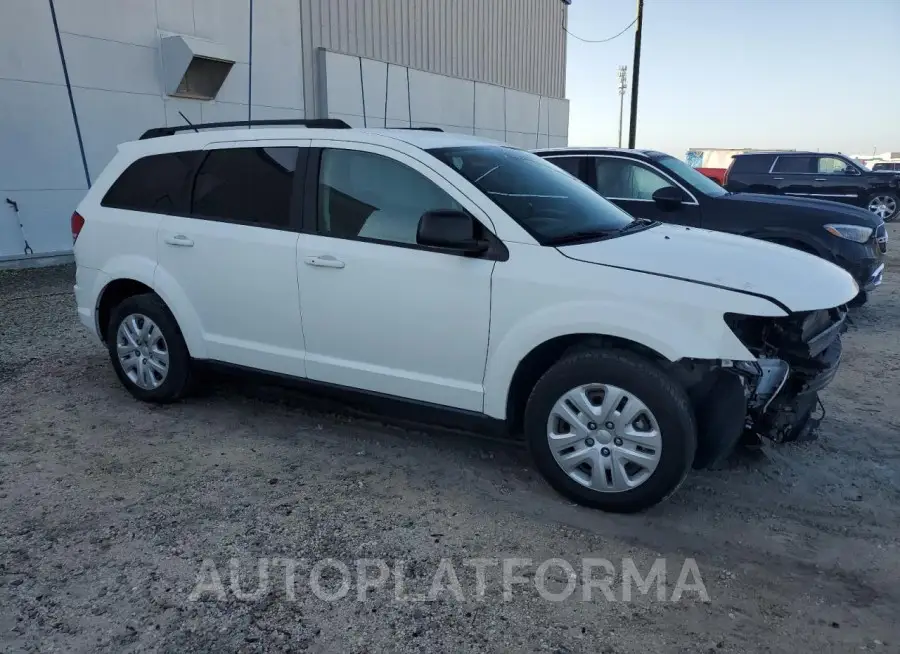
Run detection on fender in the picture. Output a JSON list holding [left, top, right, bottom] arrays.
[[98, 255, 206, 358], [151, 264, 207, 358], [481, 297, 783, 420]]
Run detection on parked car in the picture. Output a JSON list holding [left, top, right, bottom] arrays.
[[695, 167, 726, 185], [73, 120, 857, 513], [872, 162, 900, 173], [533, 147, 886, 305], [723, 151, 900, 222]]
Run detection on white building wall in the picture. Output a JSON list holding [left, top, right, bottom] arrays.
[[0, 0, 569, 263], [319, 51, 568, 149]]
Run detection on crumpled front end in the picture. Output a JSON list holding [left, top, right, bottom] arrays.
[[726, 305, 847, 443], [680, 305, 848, 469]]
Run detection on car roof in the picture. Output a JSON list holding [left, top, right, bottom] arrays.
[[733, 151, 833, 157], [531, 146, 668, 159], [117, 126, 506, 157]]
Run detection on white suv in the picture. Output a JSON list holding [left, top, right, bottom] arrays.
[[73, 119, 857, 512]]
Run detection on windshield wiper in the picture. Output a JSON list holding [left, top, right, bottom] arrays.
[[546, 229, 618, 245], [617, 217, 659, 233]]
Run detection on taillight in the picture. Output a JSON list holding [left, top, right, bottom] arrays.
[[71, 211, 85, 243]]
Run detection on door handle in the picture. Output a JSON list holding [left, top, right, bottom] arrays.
[[304, 255, 345, 269], [814, 178, 827, 182], [772, 177, 784, 180], [164, 234, 194, 247]]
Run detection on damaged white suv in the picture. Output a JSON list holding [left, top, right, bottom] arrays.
[[73, 120, 857, 512]]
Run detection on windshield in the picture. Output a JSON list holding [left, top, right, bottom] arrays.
[[655, 155, 729, 197], [428, 146, 635, 244], [851, 158, 872, 171]]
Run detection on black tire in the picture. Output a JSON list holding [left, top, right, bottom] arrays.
[[106, 293, 192, 403], [869, 192, 899, 222], [524, 348, 697, 513]]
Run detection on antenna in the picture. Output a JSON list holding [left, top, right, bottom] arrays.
[[178, 111, 199, 133]]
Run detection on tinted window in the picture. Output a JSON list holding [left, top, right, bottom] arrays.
[[429, 146, 635, 244], [546, 156, 583, 179], [191, 147, 299, 228], [729, 154, 776, 174], [318, 149, 464, 244], [772, 156, 814, 173], [593, 158, 672, 200], [102, 151, 203, 213]]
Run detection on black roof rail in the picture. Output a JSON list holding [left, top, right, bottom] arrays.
[[139, 118, 352, 140], [386, 127, 444, 132]]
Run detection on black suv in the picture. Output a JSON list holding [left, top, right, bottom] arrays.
[[532, 147, 887, 304], [724, 151, 900, 222]]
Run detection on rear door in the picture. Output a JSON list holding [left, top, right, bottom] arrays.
[[770, 154, 816, 197], [156, 140, 310, 377], [586, 155, 701, 226]]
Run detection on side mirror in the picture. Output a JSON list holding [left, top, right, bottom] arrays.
[[416, 210, 489, 254], [651, 186, 685, 211], [845, 167, 860, 176]]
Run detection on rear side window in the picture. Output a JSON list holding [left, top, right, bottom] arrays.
[[101, 151, 202, 213], [729, 154, 776, 174], [772, 156, 815, 174], [191, 147, 299, 229]]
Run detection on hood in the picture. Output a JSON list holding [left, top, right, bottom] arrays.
[[558, 223, 859, 313], [723, 192, 880, 225]]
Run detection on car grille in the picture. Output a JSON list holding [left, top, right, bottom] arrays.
[[876, 223, 888, 253]]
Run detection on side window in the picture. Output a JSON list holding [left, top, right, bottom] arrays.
[[101, 151, 203, 213], [191, 147, 299, 228], [593, 158, 673, 200], [317, 148, 465, 245], [772, 156, 814, 174], [817, 157, 850, 174], [547, 156, 583, 180]]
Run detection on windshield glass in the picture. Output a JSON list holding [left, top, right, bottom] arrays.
[[851, 158, 872, 171], [428, 146, 635, 243], [655, 155, 729, 197]]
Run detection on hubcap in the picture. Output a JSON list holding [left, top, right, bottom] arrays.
[[868, 195, 897, 220], [116, 313, 169, 390], [546, 384, 662, 493]]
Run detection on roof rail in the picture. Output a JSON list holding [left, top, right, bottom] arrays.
[[139, 118, 352, 140], [386, 127, 444, 132]]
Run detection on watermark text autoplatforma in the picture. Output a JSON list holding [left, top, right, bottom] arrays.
[[189, 556, 710, 604]]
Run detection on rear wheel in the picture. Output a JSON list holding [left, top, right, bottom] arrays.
[[107, 293, 192, 403], [524, 348, 697, 513]]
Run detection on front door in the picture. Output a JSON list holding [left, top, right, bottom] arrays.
[[156, 142, 308, 377], [296, 141, 497, 412], [588, 156, 702, 226], [812, 155, 865, 206]]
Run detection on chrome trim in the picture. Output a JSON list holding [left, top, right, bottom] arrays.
[[541, 154, 700, 206], [783, 193, 859, 198]]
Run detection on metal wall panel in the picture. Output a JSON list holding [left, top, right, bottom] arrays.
[[300, 0, 567, 118]]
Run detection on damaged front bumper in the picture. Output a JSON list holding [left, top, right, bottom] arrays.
[[685, 305, 848, 468]]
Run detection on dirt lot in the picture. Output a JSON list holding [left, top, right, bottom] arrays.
[[1, 228, 899, 653]]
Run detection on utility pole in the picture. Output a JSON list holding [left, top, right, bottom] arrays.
[[627, 0, 644, 148], [617, 66, 628, 148]]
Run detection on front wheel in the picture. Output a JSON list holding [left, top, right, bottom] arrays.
[[524, 348, 697, 513], [867, 192, 898, 222]]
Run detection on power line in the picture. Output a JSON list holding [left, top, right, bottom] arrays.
[[563, 16, 637, 44]]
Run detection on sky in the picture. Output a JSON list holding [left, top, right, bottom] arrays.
[[564, 0, 900, 158]]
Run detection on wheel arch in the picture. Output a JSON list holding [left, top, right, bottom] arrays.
[[501, 334, 669, 437]]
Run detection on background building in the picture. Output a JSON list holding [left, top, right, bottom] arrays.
[[1, 0, 570, 265]]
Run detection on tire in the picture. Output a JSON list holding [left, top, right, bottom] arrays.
[[867, 192, 899, 222], [524, 348, 697, 513], [106, 293, 192, 403]]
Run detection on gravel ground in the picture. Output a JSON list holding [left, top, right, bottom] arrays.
[[1, 228, 899, 653]]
